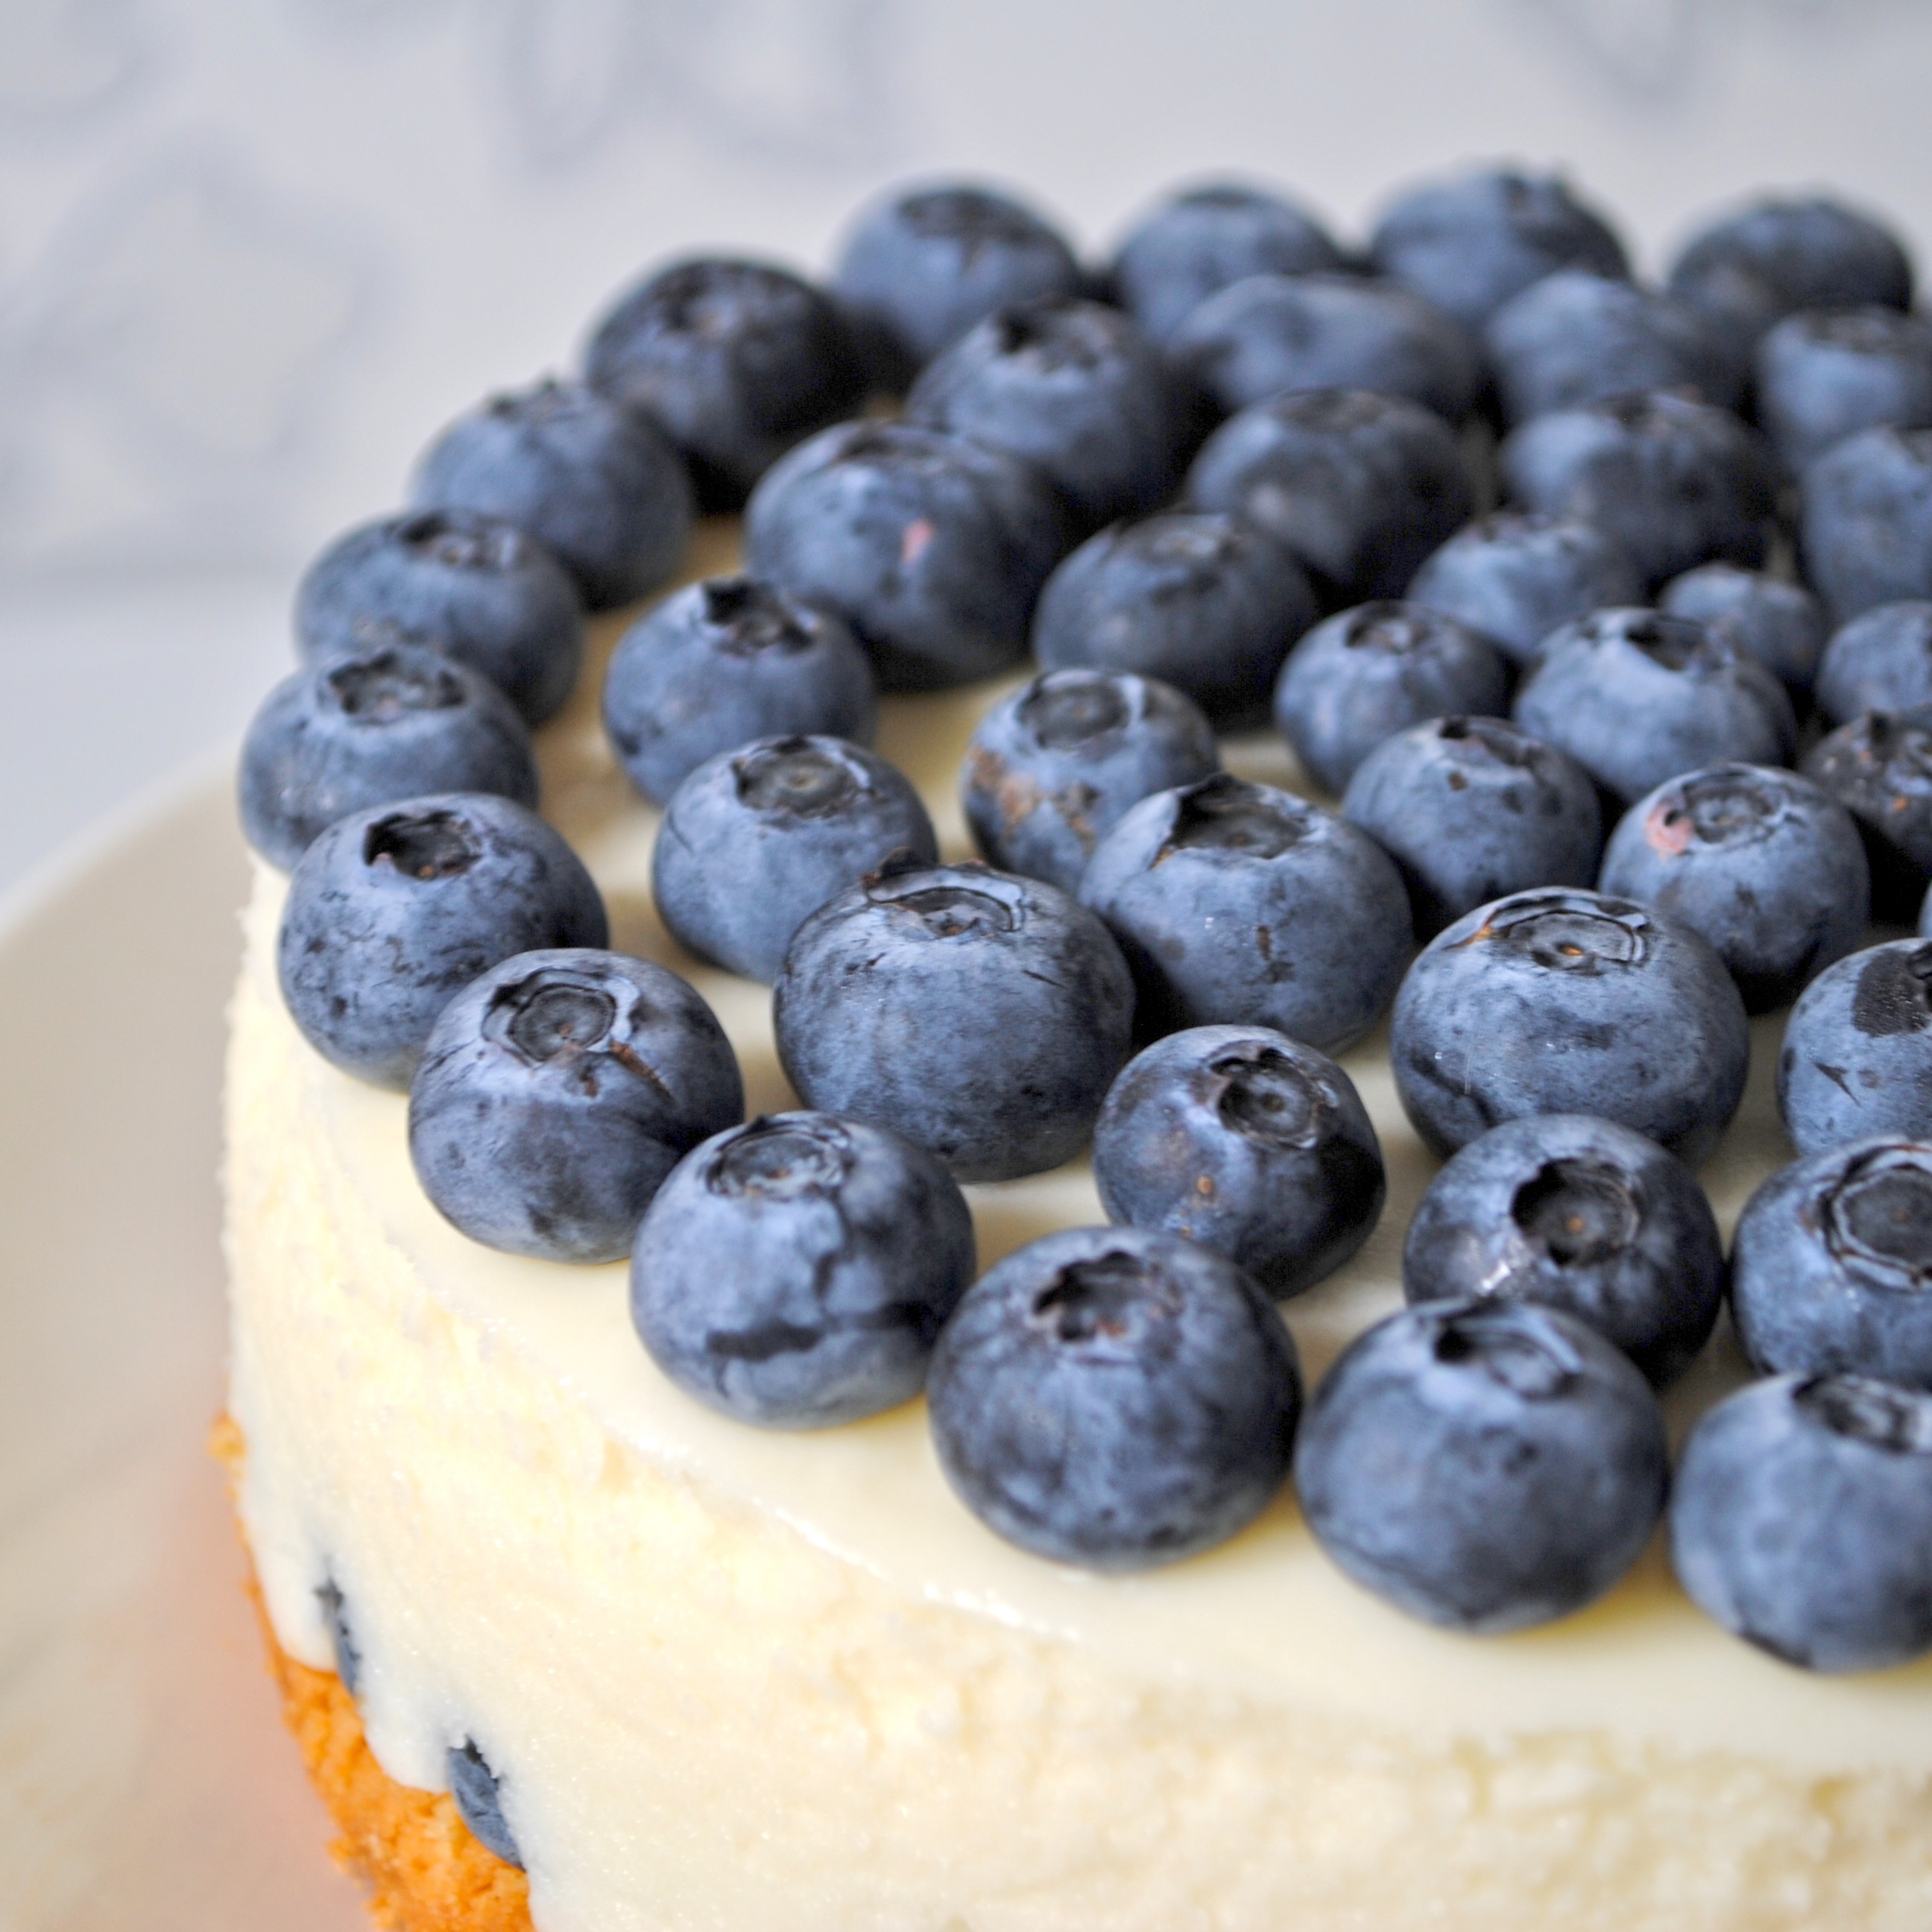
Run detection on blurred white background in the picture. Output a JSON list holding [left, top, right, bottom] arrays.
[[3, 0, 1931, 891]]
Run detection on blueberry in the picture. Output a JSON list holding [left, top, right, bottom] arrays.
[[1671, 1373, 1932, 1673], [1093, 1026, 1383, 1299], [1778, 941, 1932, 1154], [315, 1578, 359, 1694], [1169, 273, 1477, 423], [1405, 511, 1642, 669], [1658, 562, 1828, 695], [240, 642, 537, 871], [448, 1740, 523, 1869], [1079, 774, 1412, 1054], [926, 1226, 1300, 1570], [1599, 763, 1869, 1013], [1800, 426, 1932, 622], [1402, 1114, 1723, 1386], [294, 508, 584, 727], [1499, 389, 1776, 591], [743, 420, 1065, 691], [408, 948, 742, 1262], [411, 378, 692, 610], [582, 257, 865, 508], [1512, 608, 1795, 806], [1031, 510, 1317, 725], [1368, 166, 1629, 338], [904, 297, 1196, 532], [1272, 599, 1510, 795], [1106, 181, 1346, 346], [1484, 270, 1740, 428], [1391, 887, 1750, 1164], [1340, 716, 1603, 938], [601, 575, 877, 805], [1801, 707, 1932, 918], [1755, 306, 1932, 476], [630, 1111, 976, 1427], [774, 855, 1133, 1182], [832, 183, 1082, 392], [278, 793, 607, 1090], [1296, 1298, 1668, 1633], [1814, 600, 1932, 727], [961, 669, 1218, 894], [1187, 388, 1473, 609], [651, 736, 935, 982]]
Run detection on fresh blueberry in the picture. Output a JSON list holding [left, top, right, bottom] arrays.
[[1599, 764, 1869, 1013], [832, 183, 1082, 392], [1405, 511, 1641, 669], [278, 792, 607, 1090], [411, 378, 693, 610], [1800, 425, 1932, 622], [448, 1741, 523, 1869], [1499, 389, 1776, 591], [743, 420, 1065, 691], [1513, 608, 1795, 806], [316, 1578, 359, 1694], [1169, 273, 1477, 423], [1031, 510, 1317, 725], [651, 735, 935, 982], [1187, 388, 1473, 609], [1778, 941, 1932, 1154], [961, 670, 1218, 894], [1272, 600, 1510, 795], [1392, 887, 1750, 1164], [408, 948, 742, 1262], [774, 854, 1133, 1182], [601, 575, 877, 806], [630, 1111, 976, 1427], [1296, 1298, 1668, 1633], [582, 257, 865, 508], [1079, 774, 1412, 1054], [1731, 1138, 1932, 1386], [1106, 181, 1346, 345], [1815, 600, 1932, 727], [1340, 716, 1603, 938], [1368, 166, 1629, 338], [1092, 1026, 1383, 1299], [1802, 708, 1932, 917], [926, 1225, 1300, 1570], [1755, 306, 1932, 476], [294, 508, 584, 727], [1671, 1373, 1932, 1673], [240, 641, 537, 871], [1658, 563, 1828, 695], [1401, 1114, 1723, 1386], [1484, 270, 1740, 427]]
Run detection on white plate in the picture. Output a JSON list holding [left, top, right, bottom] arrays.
[[0, 761, 364, 1931]]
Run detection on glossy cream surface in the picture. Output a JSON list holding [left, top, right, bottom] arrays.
[[227, 525, 1932, 1932]]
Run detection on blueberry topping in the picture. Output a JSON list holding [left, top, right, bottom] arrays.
[[448, 1740, 523, 1868], [316, 1578, 360, 1695]]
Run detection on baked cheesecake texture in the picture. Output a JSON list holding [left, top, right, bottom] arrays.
[[226, 531, 1932, 1932]]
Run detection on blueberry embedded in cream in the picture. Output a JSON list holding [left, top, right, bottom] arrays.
[[448, 1739, 524, 1869]]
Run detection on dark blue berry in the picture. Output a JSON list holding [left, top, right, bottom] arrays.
[[1815, 600, 1932, 727], [316, 1578, 359, 1695], [448, 1741, 523, 1868], [1800, 426, 1932, 622], [1778, 941, 1932, 1155], [1658, 563, 1827, 695], [1801, 707, 1932, 918], [1755, 306, 1932, 476]]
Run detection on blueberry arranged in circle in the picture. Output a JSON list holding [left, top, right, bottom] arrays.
[[1080, 774, 1412, 1055], [1658, 563, 1827, 696], [652, 735, 935, 983], [448, 1740, 523, 1869], [583, 256, 866, 508], [294, 508, 584, 726], [630, 1111, 976, 1427], [1403, 1114, 1723, 1386], [926, 1226, 1301, 1570], [240, 641, 537, 871], [1778, 941, 1932, 1155], [1671, 1373, 1932, 1673], [1093, 1026, 1384, 1300], [1272, 599, 1510, 795], [1801, 426, 1932, 622], [1801, 707, 1932, 919], [1755, 306, 1932, 476], [744, 420, 1066, 692], [1341, 716, 1603, 938], [409, 947, 742, 1263], [602, 575, 877, 806], [1815, 601, 1932, 727], [279, 793, 608, 1091], [962, 670, 1217, 894], [1392, 887, 1750, 1164], [1031, 510, 1317, 725], [774, 855, 1133, 1183], [1296, 1298, 1669, 1634], [1600, 763, 1868, 1014]]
